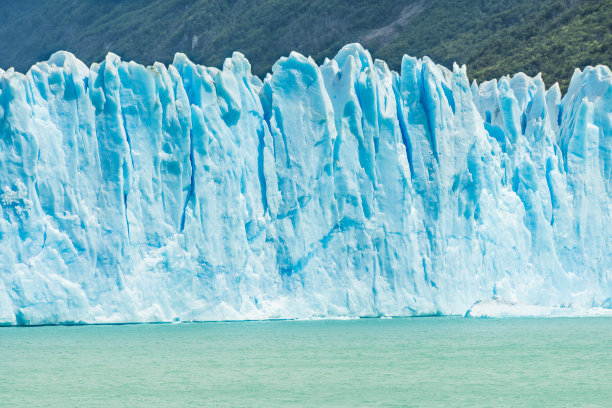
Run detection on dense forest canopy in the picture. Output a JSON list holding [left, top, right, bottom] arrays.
[[1, 0, 610, 90]]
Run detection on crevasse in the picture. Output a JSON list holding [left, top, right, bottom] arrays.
[[0, 44, 610, 325]]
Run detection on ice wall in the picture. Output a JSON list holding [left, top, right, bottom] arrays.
[[0, 44, 610, 325]]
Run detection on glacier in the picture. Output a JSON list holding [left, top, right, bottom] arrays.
[[0, 43, 610, 325]]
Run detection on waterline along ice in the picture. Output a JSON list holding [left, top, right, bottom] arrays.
[[0, 44, 610, 325]]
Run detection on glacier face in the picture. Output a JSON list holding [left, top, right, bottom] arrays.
[[0, 44, 610, 325]]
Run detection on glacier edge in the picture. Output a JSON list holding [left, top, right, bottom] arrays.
[[0, 43, 610, 325]]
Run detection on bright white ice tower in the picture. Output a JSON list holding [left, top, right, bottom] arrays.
[[0, 44, 610, 325]]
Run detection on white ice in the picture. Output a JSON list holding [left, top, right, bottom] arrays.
[[0, 44, 610, 325]]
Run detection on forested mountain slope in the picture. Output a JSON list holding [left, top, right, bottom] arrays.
[[1, 0, 610, 90]]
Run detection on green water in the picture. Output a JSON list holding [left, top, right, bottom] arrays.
[[1, 318, 611, 407]]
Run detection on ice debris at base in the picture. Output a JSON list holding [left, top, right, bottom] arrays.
[[465, 298, 612, 318], [0, 44, 610, 325]]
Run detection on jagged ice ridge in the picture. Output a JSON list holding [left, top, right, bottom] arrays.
[[0, 44, 610, 325]]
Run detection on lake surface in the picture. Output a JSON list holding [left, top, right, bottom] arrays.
[[1, 317, 611, 407]]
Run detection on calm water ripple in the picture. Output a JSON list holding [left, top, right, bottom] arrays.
[[1, 317, 611, 407]]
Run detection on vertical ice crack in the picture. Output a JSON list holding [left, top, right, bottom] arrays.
[[256, 126, 268, 213], [180, 128, 196, 231], [120, 110, 136, 170], [124, 192, 130, 239], [120, 110, 134, 241], [392, 82, 414, 177], [419, 67, 439, 161]]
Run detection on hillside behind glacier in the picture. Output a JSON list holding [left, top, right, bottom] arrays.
[[1, 0, 610, 91]]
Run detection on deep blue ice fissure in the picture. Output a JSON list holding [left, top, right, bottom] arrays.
[[0, 44, 610, 325]]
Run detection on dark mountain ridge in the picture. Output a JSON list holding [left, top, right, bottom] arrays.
[[1, 0, 610, 90]]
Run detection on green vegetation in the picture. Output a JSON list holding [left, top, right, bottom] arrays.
[[1, 0, 610, 91]]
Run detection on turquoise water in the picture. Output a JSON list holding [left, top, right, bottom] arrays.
[[1, 318, 611, 407]]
